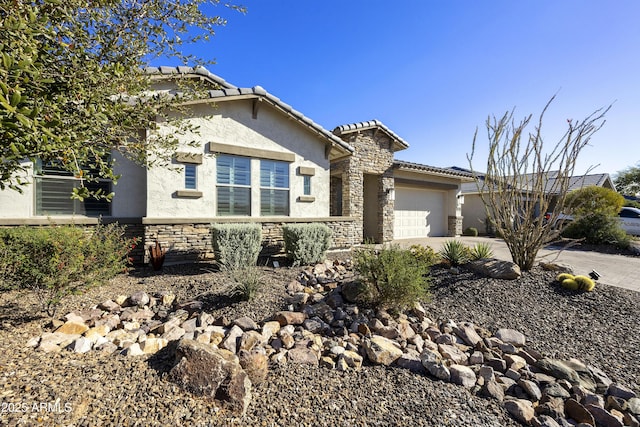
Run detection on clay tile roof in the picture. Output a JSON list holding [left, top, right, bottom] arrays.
[[332, 119, 410, 151]]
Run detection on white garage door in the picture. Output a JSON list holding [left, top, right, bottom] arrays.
[[394, 187, 446, 238]]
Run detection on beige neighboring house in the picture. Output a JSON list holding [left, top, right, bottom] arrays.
[[0, 67, 472, 263], [458, 168, 616, 234]]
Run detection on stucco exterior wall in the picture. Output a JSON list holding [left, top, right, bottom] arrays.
[[462, 193, 490, 234], [146, 100, 331, 219], [110, 153, 147, 218]]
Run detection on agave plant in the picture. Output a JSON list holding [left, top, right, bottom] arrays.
[[469, 242, 494, 260], [439, 240, 470, 267]]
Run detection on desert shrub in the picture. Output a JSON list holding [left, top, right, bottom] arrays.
[[565, 186, 625, 217], [0, 223, 134, 316], [463, 227, 478, 237], [211, 223, 261, 270], [409, 244, 440, 267], [353, 245, 430, 311], [469, 242, 494, 260], [229, 266, 263, 301], [439, 240, 471, 266], [562, 213, 630, 248], [282, 223, 332, 266]]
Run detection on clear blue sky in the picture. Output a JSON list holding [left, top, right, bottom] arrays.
[[157, 0, 640, 177]]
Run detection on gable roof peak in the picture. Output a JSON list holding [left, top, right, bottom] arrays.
[[332, 119, 409, 151]]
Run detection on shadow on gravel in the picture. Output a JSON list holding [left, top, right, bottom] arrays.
[[127, 262, 221, 279], [146, 339, 180, 376], [0, 301, 45, 329], [197, 292, 245, 312]]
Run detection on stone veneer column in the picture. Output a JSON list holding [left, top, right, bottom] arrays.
[[380, 171, 395, 242], [448, 216, 463, 237]]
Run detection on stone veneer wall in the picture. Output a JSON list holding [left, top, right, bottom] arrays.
[[143, 217, 359, 264], [331, 128, 396, 243], [448, 215, 463, 237]]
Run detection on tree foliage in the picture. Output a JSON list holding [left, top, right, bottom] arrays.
[[468, 96, 610, 271], [614, 164, 640, 197], [0, 0, 243, 197], [565, 185, 625, 217]]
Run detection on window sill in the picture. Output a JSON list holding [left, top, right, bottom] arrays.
[[174, 190, 203, 198], [297, 196, 315, 203]]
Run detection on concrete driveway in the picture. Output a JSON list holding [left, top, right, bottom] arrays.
[[393, 236, 640, 293]]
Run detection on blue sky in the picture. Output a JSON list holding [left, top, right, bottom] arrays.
[[158, 0, 640, 177]]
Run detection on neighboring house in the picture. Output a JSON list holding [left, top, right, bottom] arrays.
[[458, 168, 616, 234], [0, 67, 472, 263]]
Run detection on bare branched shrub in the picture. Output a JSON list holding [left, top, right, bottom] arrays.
[[468, 96, 610, 270]]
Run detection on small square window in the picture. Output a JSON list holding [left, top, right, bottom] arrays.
[[303, 175, 311, 196], [185, 164, 197, 189]]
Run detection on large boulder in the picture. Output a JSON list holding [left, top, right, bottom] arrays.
[[168, 339, 251, 416], [468, 258, 521, 280]]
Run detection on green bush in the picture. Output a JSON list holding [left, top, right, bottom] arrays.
[[282, 223, 332, 266], [229, 266, 263, 301], [0, 223, 134, 316], [353, 245, 430, 311], [211, 223, 261, 271], [439, 239, 471, 266], [565, 186, 625, 217], [562, 213, 630, 248], [463, 227, 478, 237], [409, 244, 440, 267], [469, 242, 494, 260]]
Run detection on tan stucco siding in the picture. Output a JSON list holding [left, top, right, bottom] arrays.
[[146, 101, 330, 219], [110, 153, 147, 217], [462, 194, 490, 234]]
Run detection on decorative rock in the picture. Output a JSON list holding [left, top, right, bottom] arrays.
[[220, 325, 244, 354], [469, 351, 484, 365], [437, 344, 468, 365], [536, 396, 566, 419], [532, 414, 562, 427], [287, 347, 319, 365], [543, 383, 571, 399], [536, 359, 581, 385], [141, 337, 168, 354], [234, 316, 259, 331], [169, 339, 251, 416], [504, 399, 535, 425], [239, 331, 264, 352], [274, 311, 306, 326], [485, 357, 507, 373], [539, 261, 574, 273], [56, 321, 89, 335], [585, 404, 624, 427], [363, 335, 402, 366], [449, 364, 477, 388], [468, 258, 522, 279], [396, 352, 425, 374], [162, 326, 186, 342], [238, 349, 268, 384], [480, 379, 505, 402], [129, 291, 150, 307], [589, 365, 613, 394], [520, 379, 543, 402], [565, 398, 595, 425], [455, 322, 482, 347], [495, 328, 526, 347], [607, 383, 637, 400], [71, 337, 93, 353], [628, 398, 640, 415], [98, 299, 121, 312], [339, 350, 363, 370], [122, 342, 144, 356]]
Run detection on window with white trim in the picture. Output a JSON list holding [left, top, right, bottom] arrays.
[[260, 160, 289, 216], [35, 159, 111, 216], [303, 175, 312, 196], [216, 155, 251, 216]]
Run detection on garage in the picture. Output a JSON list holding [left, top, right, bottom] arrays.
[[393, 186, 447, 238]]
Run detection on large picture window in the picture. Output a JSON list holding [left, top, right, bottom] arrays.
[[216, 155, 251, 215], [35, 159, 111, 216], [260, 160, 289, 216]]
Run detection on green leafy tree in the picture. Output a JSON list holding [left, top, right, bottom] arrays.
[[1, 0, 244, 198], [468, 96, 610, 271], [614, 163, 640, 197]]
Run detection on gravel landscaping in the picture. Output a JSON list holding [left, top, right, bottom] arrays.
[[1, 252, 639, 426]]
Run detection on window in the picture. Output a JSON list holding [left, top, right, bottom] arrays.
[[185, 164, 197, 189], [260, 160, 289, 216], [216, 155, 251, 215], [303, 175, 312, 196], [35, 159, 111, 216]]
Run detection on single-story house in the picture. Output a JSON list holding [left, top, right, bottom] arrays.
[[458, 168, 616, 234], [0, 66, 473, 263]]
